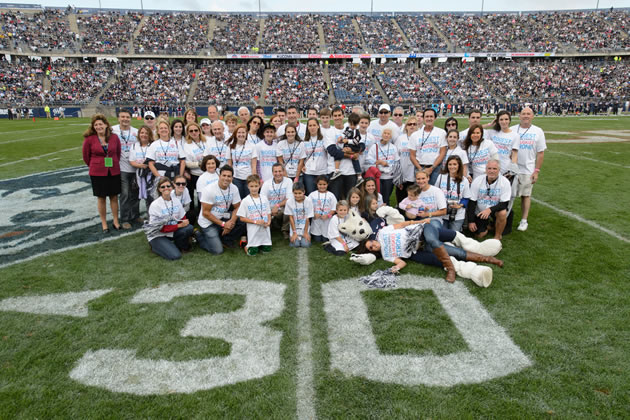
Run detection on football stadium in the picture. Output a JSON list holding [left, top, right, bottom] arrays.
[[1, 2, 629, 418]]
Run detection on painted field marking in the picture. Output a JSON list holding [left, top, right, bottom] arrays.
[[296, 248, 316, 420], [532, 198, 630, 244], [0, 289, 113, 317], [0, 147, 81, 167], [546, 150, 630, 169], [0, 130, 84, 145], [0, 125, 81, 136]]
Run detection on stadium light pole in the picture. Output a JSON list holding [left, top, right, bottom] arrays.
[[481, 0, 484, 15], [258, 0, 261, 17], [140, 0, 144, 12], [371, 0, 373, 16]]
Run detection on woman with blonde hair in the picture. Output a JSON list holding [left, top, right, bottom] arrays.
[[179, 121, 207, 220], [146, 119, 185, 180]]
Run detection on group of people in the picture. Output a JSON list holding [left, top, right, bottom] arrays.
[[81, 103, 545, 282]]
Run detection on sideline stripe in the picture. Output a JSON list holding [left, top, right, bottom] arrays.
[[0, 147, 81, 167], [532, 198, 630, 244], [0, 230, 141, 269], [0, 125, 81, 136], [296, 248, 316, 420], [547, 150, 630, 169]]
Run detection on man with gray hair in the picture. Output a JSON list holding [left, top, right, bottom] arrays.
[[204, 121, 231, 167], [467, 159, 511, 240], [237, 106, 251, 124], [511, 106, 546, 232]]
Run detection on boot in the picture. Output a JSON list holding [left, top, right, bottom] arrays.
[[432, 246, 456, 283], [466, 251, 504, 268]]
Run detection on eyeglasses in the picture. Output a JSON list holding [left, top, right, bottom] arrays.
[[188, 129, 199, 133], [393, 114, 403, 117], [379, 110, 390, 114], [159, 184, 173, 189], [175, 182, 187, 186], [144, 116, 154, 120]]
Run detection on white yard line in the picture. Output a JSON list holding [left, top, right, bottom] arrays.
[[532, 198, 630, 244], [546, 150, 630, 169], [0, 125, 78, 136], [0, 165, 84, 181], [0, 147, 81, 167], [296, 248, 317, 420]]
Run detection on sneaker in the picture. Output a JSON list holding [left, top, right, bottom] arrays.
[[122, 222, 132, 230], [517, 219, 528, 231], [355, 176, 364, 187], [261, 245, 272, 253], [330, 170, 342, 180], [245, 246, 258, 256]]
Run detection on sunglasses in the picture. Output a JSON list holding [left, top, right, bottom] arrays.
[[175, 182, 187, 186], [446, 122, 457, 126], [407, 123, 417, 126], [393, 114, 403, 117], [159, 184, 173, 189], [379, 110, 390, 114], [188, 129, 199, 133], [144, 116, 155, 120]]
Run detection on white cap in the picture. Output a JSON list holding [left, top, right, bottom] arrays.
[[200, 118, 211, 126], [378, 104, 391, 113], [144, 111, 156, 118]]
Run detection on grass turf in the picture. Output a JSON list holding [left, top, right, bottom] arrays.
[[1, 115, 629, 418]]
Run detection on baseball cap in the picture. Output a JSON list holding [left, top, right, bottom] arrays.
[[200, 118, 212, 126], [378, 104, 391, 113], [144, 111, 156, 119]]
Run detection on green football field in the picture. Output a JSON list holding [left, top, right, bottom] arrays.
[[0, 115, 629, 418]]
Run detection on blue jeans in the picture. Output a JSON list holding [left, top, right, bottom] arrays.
[[233, 178, 249, 201], [421, 223, 466, 260], [149, 224, 193, 260], [120, 171, 139, 222], [429, 164, 441, 185], [197, 219, 246, 254], [290, 236, 311, 248], [443, 218, 464, 232], [303, 174, 319, 196]]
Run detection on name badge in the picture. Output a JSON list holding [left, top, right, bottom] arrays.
[[104, 157, 113, 168]]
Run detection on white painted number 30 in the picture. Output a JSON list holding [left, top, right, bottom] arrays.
[[1, 277, 531, 395], [69, 280, 286, 395]]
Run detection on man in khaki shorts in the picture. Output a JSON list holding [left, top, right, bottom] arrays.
[[511, 107, 547, 232]]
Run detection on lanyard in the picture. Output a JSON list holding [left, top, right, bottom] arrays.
[[419, 127, 434, 150], [158, 140, 171, 161], [317, 192, 326, 214], [164, 198, 174, 220], [219, 185, 231, 212], [446, 174, 461, 199], [213, 138, 225, 159], [251, 196, 265, 220], [286, 140, 299, 164], [305, 138, 321, 162], [517, 125, 531, 140], [271, 179, 283, 198], [377, 142, 391, 161], [485, 176, 498, 197], [193, 140, 205, 154], [234, 143, 247, 165], [120, 128, 131, 142]]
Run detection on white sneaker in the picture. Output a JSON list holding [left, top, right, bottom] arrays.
[[330, 170, 342, 180], [517, 220, 528, 231]]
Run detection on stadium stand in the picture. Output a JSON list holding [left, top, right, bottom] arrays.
[[395, 15, 448, 53], [321, 15, 364, 53], [0, 57, 45, 104], [47, 61, 114, 104], [133, 13, 210, 54], [259, 15, 320, 54], [329, 63, 381, 103], [355, 15, 407, 53], [76, 12, 142, 54], [192, 61, 264, 104], [210, 15, 259, 54], [373, 63, 439, 103], [0, 9, 76, 52], [265, 62, 328, 106]]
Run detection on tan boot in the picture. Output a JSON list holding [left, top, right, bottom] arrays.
[[466, 252, 504, 268], [432, 246, 456, 283]]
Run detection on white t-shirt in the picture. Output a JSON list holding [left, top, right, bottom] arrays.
[[261, 177, 293, 208], [146, 139, 183, 172], [367, 119, 400, 144], [366, 142, 400, 180], [256, 141, 279, 182], [325, 126, 362, 176], [129, 142, 149, 168], [171, 189, 192, 211], [204, 136, 231, 167], [112, 124, 138, 173], [277, 122, 307, 139], [327, 214, 360, 252], [198, 182, 241, 228], [360, 131, 379, 171], [443, 146, 469, 167], [418, 185, 447, 213], [276, 140, 306, 178], [246, 133, 262, 146], [285, 197, 314, 236], [511, 124, 547, 175], [486, 129, 520, 174], [179, 140, 208, 177], [236, 194, 272, 247], [377, 225, 414, 263], [396, 133, 416, 183], [435, 173, 471, 221], [465, 139, 499, 179], [196, 171, 219, 198], [230, 142, 258, 180], [470, 175, 512, 212], [309, 190, 337, 236], [148, 196, 185, 240], [410, 126, 447, 166], [302, 136, 328, 175]]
